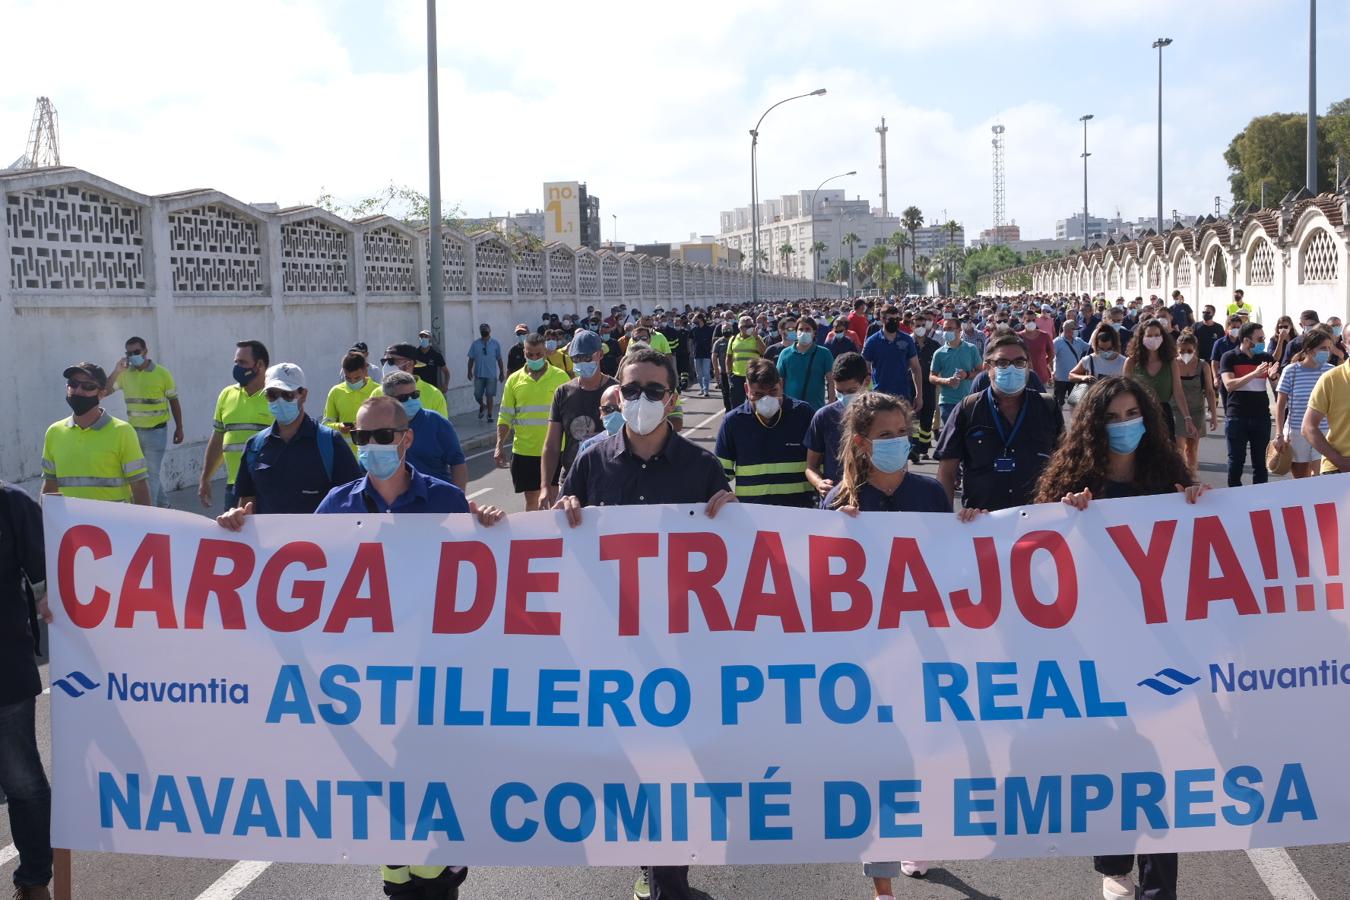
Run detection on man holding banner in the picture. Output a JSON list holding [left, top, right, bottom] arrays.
[[555, 347, 735, 900]]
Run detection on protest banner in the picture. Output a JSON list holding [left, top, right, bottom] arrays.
[[42, 477, 1350, 866]]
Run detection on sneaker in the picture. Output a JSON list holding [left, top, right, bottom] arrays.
[[633, 869, 651, 900], [13, 886, 53, 900], [1102, 874, 1136, 899], [900, 860, 929, 878], [477, 408, 485, 421]]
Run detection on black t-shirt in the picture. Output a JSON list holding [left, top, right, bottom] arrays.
[[933, 388, 1065, 511], [1192, 321, 1224, 361], [691, 325, 715, 358], [550, 376, 618, 470], [0, 483, 45, 706], [825, 333, 859, 357], [414, 346, 447, 387], [765, 341, 789, 364], [1219, 350, 1275, 418], [507, 342, 526, 375]]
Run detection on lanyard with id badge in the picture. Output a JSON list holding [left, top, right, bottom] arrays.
[[986, 389, 1028, 474]]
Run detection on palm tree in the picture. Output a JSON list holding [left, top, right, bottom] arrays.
[[826, 258, 847, 283], [890, 231, 911, 290], [809, 239, 828, 283], [754, 248, 769, 272], [901, 206, 923, 290], [842, 232, 861, 295], [778, 242, 795, 275]]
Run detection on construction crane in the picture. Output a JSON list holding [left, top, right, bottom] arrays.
[[6, 97, 60, 171]]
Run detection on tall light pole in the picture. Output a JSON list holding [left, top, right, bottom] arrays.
[[1307, 0, 1318, 193], [1079, 114, 1093, 249], [611, 213, 618, 247], [426, 0, 444, 350], [809, 170, 855, 302], [1152, 37, 1172, 234], [750, 88, 826, 305]]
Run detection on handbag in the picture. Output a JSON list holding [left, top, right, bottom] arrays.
[[1067, 355, 1094, 406], [1266, 438, 1293, 477]]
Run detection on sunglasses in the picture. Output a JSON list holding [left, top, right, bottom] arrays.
[[390, 390, 421, 401], [620, 381, 671, 402], [265, 389, 298, 402], [601, 403, 621, 415], [351, 427, 409, 446], [67, 379, 100, 392]]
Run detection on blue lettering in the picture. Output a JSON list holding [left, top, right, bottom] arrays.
[[1005, 776, 1061, 835], [99, 772, 140, 829], [640, 668, 690, 727], [442, 668, 484, 726], [694, 782, 743, 841], [767, 664, 816, 724], [879, 780, 922, 838], [1270, 763, 1317, 823], [1221, 766, 1264, 826], [232, 777, 281, 837], [337, 780, 382, 840], [413, 783, 464, 841], [188, 776, 234, 835], [417, 666, 436, 726], [491, 782, 538, 842], [1121, 771, 1168, 831], [544, 782, 596, 843], [671, 782, 688, 841], [490, 667, 530, 725], [954, 777, 996, 836], [366, 666, 413, 725], [538, 669, 581, 727], [389, 781, 405, 841], [977, 662, 1022, 721], [1070, 774, 1114, 833], [1027, 661, 1081, 719], [266, 665, 315, 724], [285, 779, 332, 839], [824, 781, 870, 839], [1080, 661, 1127, 717], [318, 665, 361, 725], [603, 783, 662, 841], [923, 663, 972, 721], [588, 670, 636, 727], [146, 775, 189, 832], [748, 774, 793, 841], [721, 665, 764, 725], [1174, 768, 1216, 828], [819, 663, 870, 724]]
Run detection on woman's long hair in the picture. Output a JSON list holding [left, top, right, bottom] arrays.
[[1127, 318, 1177, 366], [831, 391, 912, 509], [1295, 324, 1334, 363], [1034, 376, 1191, 502]]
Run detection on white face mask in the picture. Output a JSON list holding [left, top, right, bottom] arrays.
[[797, 331, 815, 345], [1228, 327, 1241, 339], [1143, 335, 1164, 351], [622, 395, 667, 435], [1023, 321, 1037, 332], [1179, 352, 1195, 364], [913, 325, 927, 337], [754, 395, 781, 418]]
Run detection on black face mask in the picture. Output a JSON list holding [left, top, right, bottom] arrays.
[[66, 394, 99, 416], [884, 319, 900, 333]]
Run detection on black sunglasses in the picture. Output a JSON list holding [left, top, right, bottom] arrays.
[[67, 379, 100, 392], [390, 390, 421, 401], [265, 389, 298, 402], [351, 427, 408, 446], [620, 381, 671, 402], [601, 403, 621, 415]]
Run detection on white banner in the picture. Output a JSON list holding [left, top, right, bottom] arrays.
[[43, 479, 1350, 866]]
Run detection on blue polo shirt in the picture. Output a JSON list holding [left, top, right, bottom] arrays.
[[404, 407, 466, 481], [821, 472, 951, 512], [316, 464, 470, 514], [863, 330, 919, 399], [776, 343, 835, 409], [715, 397, 816, 506], [234, 415, 362, 514], [804, 399, 846, 483]]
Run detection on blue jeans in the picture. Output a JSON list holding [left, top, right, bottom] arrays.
[[1225, 415, 1270, 487], [473, 376, 498, 404], [135, 424, 168, 507], [0, 697, 52, 888], [694, 358, 712, 393], [939, 402, 958, 428]]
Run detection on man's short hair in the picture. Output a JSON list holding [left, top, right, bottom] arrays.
[[1301, 309, 1320, 324], [381, 370, 417, 392], [236, 339, 270, 367], [359, 395, 410, 428], [984, 333, 1028, 360], [523, 332, 546, 348], [342, 352, 367, 373], [880, 305, 899, 317], [832, 351, 868, 384], [619, 348, 678, 390], [797, 315, 817, 331], [1240, 321, 1264, 342], [125, 336, 147, 349], [746, 358, 781, 386]]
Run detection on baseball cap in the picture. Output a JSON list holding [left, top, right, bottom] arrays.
[[383, 342, 418, 362], [63, 362, 108, 388], [418, 329, 432, 339], [514, 323, 528, 335], [568, 330, 603, 358], [264, 363, 306, 392]]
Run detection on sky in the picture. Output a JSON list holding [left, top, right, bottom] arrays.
[[2, 0, 1347, 245]]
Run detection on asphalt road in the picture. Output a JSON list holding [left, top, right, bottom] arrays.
[[4, 388, 1345, 900]]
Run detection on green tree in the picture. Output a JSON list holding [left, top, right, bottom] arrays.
[[810, 240, 828, 282], [959, 244, 1023, 295], [1225, 102, 1350, 205], [826, 258, 848, 283], [890, 231, 911, 276], [842, 232, 861, 294], [901, 206, 924, 291], [778, 242, 795, 274]]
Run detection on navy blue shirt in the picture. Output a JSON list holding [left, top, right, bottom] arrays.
[[404, 407, 465, 481], [562, 425, 730, 507], [804, 399, 847, 483], [863, 330, 919, 398], [234, 415, 362, 514], [0, 482, 44, 706], [821, 472, 952, 513], [316, 464, 470, 514]]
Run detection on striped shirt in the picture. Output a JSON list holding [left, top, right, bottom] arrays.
[[714, 397, 815, 506], [212, 384, 273, 485], [113, 362, 178, 429], [1277, 362, 1333, 434]]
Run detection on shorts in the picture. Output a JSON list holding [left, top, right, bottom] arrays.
[[1286, 426, 1322, 464], [474, 376, 498, 402], [509, 453, 559, 493]]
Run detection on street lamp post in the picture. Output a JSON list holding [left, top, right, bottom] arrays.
[[611, 214, 618, 247], [1152, 37, 1172, 234], [1079, 114, 1093, 249], [809, 170, 855, 303], [1307, 0, 1318, 193], [426, 0, 444, 351], [750, 88, 826, 305]]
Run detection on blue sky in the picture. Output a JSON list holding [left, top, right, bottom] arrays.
[[2, 0, 1346, 243]]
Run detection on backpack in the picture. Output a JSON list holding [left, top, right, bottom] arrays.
[[242, 421, 340, 484]]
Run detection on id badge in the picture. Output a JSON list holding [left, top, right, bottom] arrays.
[[994, 455, 1016, 473]]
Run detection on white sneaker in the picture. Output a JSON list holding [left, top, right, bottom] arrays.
[[1102, 874, 1136, 899], [900, 860, 929, 878], [875, 895, 896, 900]]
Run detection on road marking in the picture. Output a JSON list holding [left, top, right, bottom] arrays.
[[1247, 848, 1319, 900], [0, 843, 17, 866], [466, 447, 495, 461], [194, 860, 272, 900], [466, 487, 492, 500], [685, 408, 727, 433], [42, 686, 50, 695]]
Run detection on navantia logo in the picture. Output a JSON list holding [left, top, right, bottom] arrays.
[[1137, 668, 1201, 696], [51, 671, 100, 698]]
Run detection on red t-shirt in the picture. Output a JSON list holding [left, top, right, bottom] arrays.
[[1021, 329, 1054, 384]]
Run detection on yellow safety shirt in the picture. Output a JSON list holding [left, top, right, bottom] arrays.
[[323, 377, 379, 453], [213, 384, 273, 485], [41, 411, 148, 502], [727, 333, 763, 377], [498, 365, 570, 457], [114, 362, 177, 429]]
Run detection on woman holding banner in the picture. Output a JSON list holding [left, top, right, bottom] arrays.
[[823, 390, 983, 898], [1034, 375, 1205, 900]]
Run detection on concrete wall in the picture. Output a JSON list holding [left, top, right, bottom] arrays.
[[0, 167, 829, 494]]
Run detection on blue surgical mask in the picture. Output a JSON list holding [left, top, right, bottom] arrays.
[[1315, 349, 1332, 365], [1334, 326, 1344, 337], [869, 436, 911, 473], [418, 338, 430, 348], [268, 398, 300, 425], [992, 365, 1027, 394], [545, 340, 558, 352], [941, 331, 958, 344], [603, 410, 625, 435], [358, 444, 402, 480], [526, 356, 547, 371], [837, 392, 856, 406], [232, 364, 254, 386], [575, 361, 599, 379], [344, 377, 366, 390], [1106, 416, 1146, 454], [1251, 341, 1266, 355], [401, 396, 423, 417], [128, 354, 145, 367]]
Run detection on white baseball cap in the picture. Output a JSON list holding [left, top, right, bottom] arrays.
[[264, 363, 306, 392]]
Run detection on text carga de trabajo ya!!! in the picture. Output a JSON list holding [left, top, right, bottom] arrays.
[[97, 763, 1317, 842]]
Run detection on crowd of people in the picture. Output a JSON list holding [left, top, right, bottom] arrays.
[[4, 286, 1349, 900]]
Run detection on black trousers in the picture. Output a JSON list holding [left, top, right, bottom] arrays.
[[650, 865, 691, 900], [728, 374, 748, 410], [1053, 379, 1073, 407], [912, 388, 937, 454], [1095, 853, 1178, 900]]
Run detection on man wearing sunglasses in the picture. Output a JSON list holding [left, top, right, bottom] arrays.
[[372, 343, 449, 420], [105, 335, 184, 507], [217, 364, 361, 529], [571, 383, 625, 459], [381, 371, 467, 490], [540, 331, 617, 506], [497, 333, 570, 511], [41, 362, 151, 505]]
